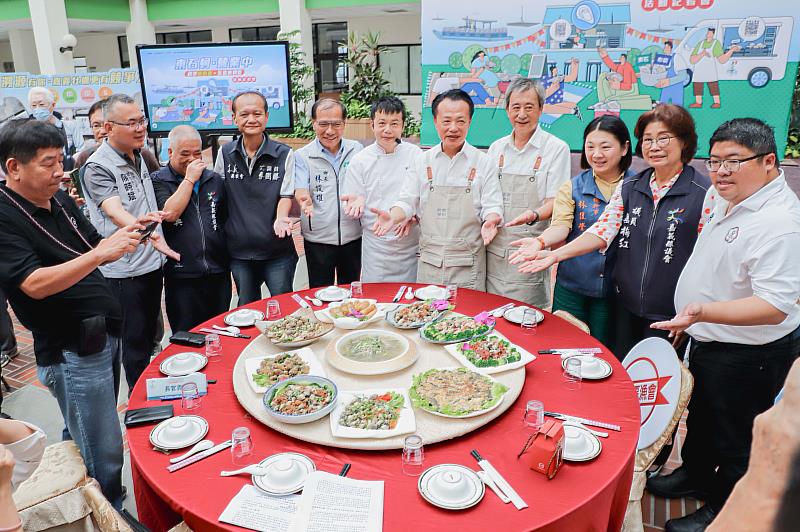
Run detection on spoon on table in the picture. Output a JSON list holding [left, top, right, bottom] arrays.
[[304, 295, 323, 307], [169, 439, 214, 463], [213, 324, 241, 335], [563, 421, 608, 438], [220, 465, 271, 477], [405, 286, 414, 300]]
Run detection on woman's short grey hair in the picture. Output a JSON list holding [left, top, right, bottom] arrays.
[[504, 78, 545, 109]]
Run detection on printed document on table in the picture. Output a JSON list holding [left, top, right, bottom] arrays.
[[219, 485, 299, 531], [289, 471, 384, 532]]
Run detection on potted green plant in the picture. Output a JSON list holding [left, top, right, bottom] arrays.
[[340, 31, 393, 139], [274, 30, 316, 149]]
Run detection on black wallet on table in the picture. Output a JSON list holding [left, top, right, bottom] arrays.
[[124, 405, 174, 427], [169, 331, 206, 347]]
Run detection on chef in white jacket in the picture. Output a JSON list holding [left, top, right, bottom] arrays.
[[342, 96, 422, 282], [371, 89, 504, 290]]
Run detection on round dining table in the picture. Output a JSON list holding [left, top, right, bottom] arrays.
[[128, 283, 640, 532]]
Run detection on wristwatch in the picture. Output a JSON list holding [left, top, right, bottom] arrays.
[[526, 211, 540, 226]]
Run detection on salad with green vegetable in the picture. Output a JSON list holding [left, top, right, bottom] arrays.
[[409, 368, 508, 417], [338, 392, 404, 430]]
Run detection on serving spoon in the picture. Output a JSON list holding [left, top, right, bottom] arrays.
[[405, 286, 414, 300], [304, 295, 323, 307], [213, 324, 241, 335]]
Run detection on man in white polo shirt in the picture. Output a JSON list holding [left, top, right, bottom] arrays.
[[647, 118, 800, 532]]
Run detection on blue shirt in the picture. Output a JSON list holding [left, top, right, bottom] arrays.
[[294, 139, 348, 190]]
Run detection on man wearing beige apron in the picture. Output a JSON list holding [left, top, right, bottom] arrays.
[[487, 78, 571, 307], [371, 89, 503, 291]]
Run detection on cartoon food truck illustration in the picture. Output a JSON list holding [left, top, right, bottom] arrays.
[[674, 17, 794, 88]]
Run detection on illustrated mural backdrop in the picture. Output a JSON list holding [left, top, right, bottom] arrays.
[[421, 0, 800, 156]]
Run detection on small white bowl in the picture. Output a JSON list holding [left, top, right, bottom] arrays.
[[161, 418, 194, 444], [564, 425, 592, 455], [170, 353, 196, 371], [267, 458, 304, 486], [432, 470, 472, 501]]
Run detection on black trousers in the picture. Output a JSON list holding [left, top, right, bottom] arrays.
[[611, 299, 673, 361], [106, 269, 163, 390], [165, 272, 232, 333], [304, 238, 362, 289], [0, 286, 18, 411], [681, 327, 799, 511]]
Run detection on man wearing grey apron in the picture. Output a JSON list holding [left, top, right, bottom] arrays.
[[488, 78, 571, 307], [372, 89, 503, 291]]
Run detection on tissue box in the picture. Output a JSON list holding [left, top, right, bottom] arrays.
[[527, 419, 564, 479]]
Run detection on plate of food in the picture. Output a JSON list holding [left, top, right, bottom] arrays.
[[244, 348, 327, 394], [315, 299, 385, 329], [385, 300, 446, 329], [328, 329, 418, 375], [409, 367, 509, 418], [443, 331, 536, 375], [419, 314, 494, 344], [256, 310, 334, 348], [329, 388, 416, 439], [263, 375, 338, 424]]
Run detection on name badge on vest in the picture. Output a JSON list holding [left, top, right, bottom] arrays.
[[257, 165, 279, 181], [436, 207, 448, 219], [120, 171, 139, 202]]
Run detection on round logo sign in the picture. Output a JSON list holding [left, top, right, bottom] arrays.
[[98, 86, 113, 99], [623, 337, 682, 449], [61, 88, 78, 104], [80, 87, 95, 102]]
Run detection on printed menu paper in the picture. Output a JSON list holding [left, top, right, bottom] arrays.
[[219, 485, 299, 532], [289, 471, 384, 532]]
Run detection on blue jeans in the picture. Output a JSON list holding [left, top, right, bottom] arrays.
[[230, 252, 298, 305], [37, 336, 124, 509]]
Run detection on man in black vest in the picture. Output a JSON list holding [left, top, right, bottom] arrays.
[[214, 91, 296, 305], [153, 125, 230, 331]]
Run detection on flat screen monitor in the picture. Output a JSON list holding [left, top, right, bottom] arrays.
[[136, 41, 292, 136]]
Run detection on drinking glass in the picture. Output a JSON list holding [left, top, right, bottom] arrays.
[[524, 400, 544, 430], [231, 427, 254, 465], [521, 308, 538, 335], [563, 357, 583, 391], [205, 333, 222, 362], [402, 434, 425, 476], [446, 284, 458, 305], [350, 281, 363, 298], [267, 299, 281, 320], [180, 382, 202, 415]]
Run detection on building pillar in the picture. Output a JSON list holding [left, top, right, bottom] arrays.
[[279, 0, 315, 111], [8, 29, 39, 74], [211, 27, 229, 43], [27, 0, 74, 74], [126, 0, 156, 68]]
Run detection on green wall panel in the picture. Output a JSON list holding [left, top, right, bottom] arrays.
[[66, 0, 130, 21], [307, 0, 419, 7], [147, 0, 279, 21], [0, 0, 29, 21]]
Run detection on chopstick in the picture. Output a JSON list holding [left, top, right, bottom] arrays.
[[339, 463, 351, 477]]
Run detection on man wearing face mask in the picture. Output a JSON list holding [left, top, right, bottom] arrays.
[[152, 125, 229, 332], [27, 87, 80, 171], [339, 96, 422, 282], [487, 78, 571, 307]]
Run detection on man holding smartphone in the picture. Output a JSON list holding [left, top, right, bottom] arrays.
[[82, 94, 178, 391], [0, 119, 158, 507]]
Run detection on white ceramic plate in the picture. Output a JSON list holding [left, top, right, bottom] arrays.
[[251, 452, 316, 496], [314, 299, 386, 329], [263, 375, 338, 424], [502, 306, 545, 325], [418, 315, 496, 345], [418, 464, 485, 510], [149, 415, 209, 450], [443, 330, 536, 375], [224, 309, 265, 327], [244, 347, 327, 394], [329, 388, 416, 439], [414, 285, 449, 301], [314, 286, 351, 302], [409, 367, 509, 419], [255, 311, 335, 348], [159, 352, 208, 377], [562, 424, 602, 462], [561, 355, 613, 380], [384, 302, 443, 329]]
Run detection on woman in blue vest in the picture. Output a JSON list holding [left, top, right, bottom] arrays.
[[511, 104, 710, 360], [509, 115, 631, 347]]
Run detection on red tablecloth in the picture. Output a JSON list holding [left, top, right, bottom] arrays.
[[128, 284, 639, 532]]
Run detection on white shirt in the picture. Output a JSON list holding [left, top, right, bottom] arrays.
[[486, 126, 571, 200], [394, 141, 504, 222], [674, 171, 800, 344], [343, 141, 422, 237], [7, 421, 46, 492]]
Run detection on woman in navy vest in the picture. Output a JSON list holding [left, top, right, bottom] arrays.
[[510, 115, 631, 347], [511, 104, 710, 360]]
